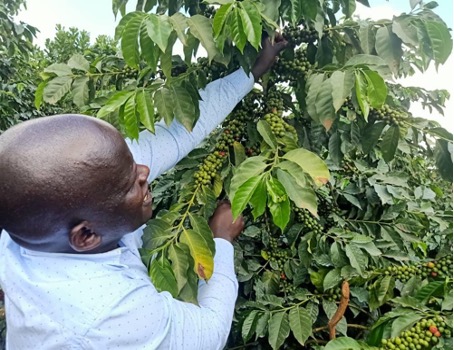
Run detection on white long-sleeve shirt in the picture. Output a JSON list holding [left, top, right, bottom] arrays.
[[0, 68, 255, 350]]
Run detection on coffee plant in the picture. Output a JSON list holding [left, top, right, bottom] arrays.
[[3, 0, 452, 349]]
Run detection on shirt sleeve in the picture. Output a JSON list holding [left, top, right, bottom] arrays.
[[126, 68, 255, 182], [83, 238, 238, 350]]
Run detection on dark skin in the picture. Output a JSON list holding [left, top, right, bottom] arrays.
[[0, 34, 287, 253]]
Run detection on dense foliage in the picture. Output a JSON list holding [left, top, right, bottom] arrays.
[[2, 0, 453, 349]]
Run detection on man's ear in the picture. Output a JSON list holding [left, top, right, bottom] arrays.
[[69, 221, 102, 252]]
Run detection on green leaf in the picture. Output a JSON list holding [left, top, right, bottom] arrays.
[[140, 23, 159, 70], [44, 63, 72, 76], [98, 91, 135, 119], [306, 73, 325, 123], [340, 0, 356, 18], [267, 177, 291, 231], [239, 0, 262, 50], [229, 156, 268, 197], [233, 141, 247, 166], [142, 218, 174, 249], [213, 3, 234, 38], [375, 26, 402, 75], [154, 87, 175, 125], [121, 12, 147, 68], [390, 312, 423, 338], [434, 139, 453, 182], [355, 70, 369, 119], [188, 213, 215, 254], [187, 15, 221, 63], [377, 275, 394, 305], [330, 70, 355, 112], [170, 83, 197, 131], [255, 311, 270, 339], [180, 228, 214, 280], [362, 121, 386, 154], [43, 76, 73, 104], [380, 124, 400, 162], [323, 269, 342, 291], [168, 243, 190, 293], [363, 70, 387, 109], [275, 161, 308, 188], [115, 11, 138, 40], [345, 244, 367, 277], [34, 81, 45, 110], [324, 337, 363, 350], [149, 257, 179, 297], [415, 281, 444, 303], [123, 93, 140, 140], [169, 12, 188, 46], [72, 76, 89, 108], [146, 14, 173, 52], [67, 54, 90, 72], [424, 20, 453, 65], [289, 307, 312, 346], [315, 78, 336, 131], [249, 177, 267, 220], [232, 174, 264, 219], [276, 169, 317, 217], [268, 311, 290, 350], [257, 120, 277, 149], [230, 8, 247, 53], [359, 23, 376, 54], [136, 89, 155, 133], [282, 148, 329, 187], [242, 310, 259, 342], [392, 15, 419, 46]]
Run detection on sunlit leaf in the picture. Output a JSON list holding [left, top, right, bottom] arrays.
[[282, 148, 329, 186], [149, 257, 179, 297], [257, 120, 277, 148], [239, 0, 262, 50], [187, 15, 221, 63], [43, 76, 72, 104], [136, 88, 155, 133], [180, 228, 214, 280], [232, 174, 264, 219], [146, 14, 173, 52], [68, 54, 90, 72]]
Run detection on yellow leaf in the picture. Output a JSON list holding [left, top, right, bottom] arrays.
[[180, 228, 214, 280]]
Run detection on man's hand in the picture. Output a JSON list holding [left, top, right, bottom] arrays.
[[209, 201, 244, 243], [251, 33, 288, 81]]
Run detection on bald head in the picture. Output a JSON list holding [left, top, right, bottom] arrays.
[[0, 114, 132, 251]]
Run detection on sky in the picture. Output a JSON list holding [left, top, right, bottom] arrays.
[[15, 0, 454, 131]]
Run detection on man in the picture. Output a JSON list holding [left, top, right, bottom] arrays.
[[0, 34, 287, 349]]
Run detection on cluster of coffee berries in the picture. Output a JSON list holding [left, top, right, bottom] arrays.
[[245, 144, 261, 156], [281, 278, 297, 294], [193, 57, 227, 83], [370, 105, 408, 127], [273, 48, 312, 84], [383, 255, 452, 282], [283, 24, 318, 46], [263, 112, 297, 139], [262, 238, 291, 271], [339, 159, 359, 177], [118, 66, 139, 80], [216, 119, 245, 151], [379, 317, 450, 350], [264, 89, 285, 115], [424, 255, 453, 279], [324, 288, 342, 302], [171, 64, 187, 77], [202, 5, 216, 18], [193, 151, 226, 185], [295, 208, 324, 235]]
